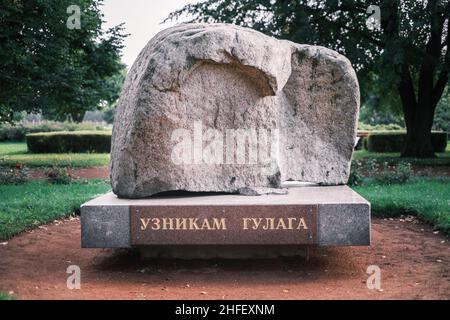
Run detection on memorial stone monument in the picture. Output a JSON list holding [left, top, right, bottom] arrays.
[[81, 23, 370, 257]]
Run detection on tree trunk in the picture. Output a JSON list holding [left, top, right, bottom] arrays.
[[401, 106, 436, 158], [395, 0, 447, 158], [70, 111, 85, 123], [398, 65, 437, 158]]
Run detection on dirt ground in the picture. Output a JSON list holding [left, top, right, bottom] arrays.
[[27, 165, 450, 181], [413, 166, 450, 177], [0, 217, 448, 300], [28, 167, 110, 180]]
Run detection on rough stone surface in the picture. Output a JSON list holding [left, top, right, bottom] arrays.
[[111, 23, 360, 198]]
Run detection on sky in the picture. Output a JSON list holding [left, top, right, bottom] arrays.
[[101, 0, 199, 68]]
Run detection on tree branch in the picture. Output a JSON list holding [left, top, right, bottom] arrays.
[[399, 63, 417, 131], [433, 22, 450, 107]]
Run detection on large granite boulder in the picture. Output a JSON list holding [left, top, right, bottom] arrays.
[[111, 23, 360, 198]]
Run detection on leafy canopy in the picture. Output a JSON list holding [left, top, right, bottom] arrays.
[[0, 0, 127, 123], [167, 0, 449, 111]]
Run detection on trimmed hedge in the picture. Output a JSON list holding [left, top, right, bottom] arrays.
[[26, 131, 111, 153], [358, 123, 405, 131], [0, 122, 102, 141], [355, 137, 367, 150], [367, 131, 447, 153]]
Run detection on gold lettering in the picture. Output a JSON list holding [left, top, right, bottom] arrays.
[[252, 218, 262, 230], [140, 218, 150, 231], [276, 218, 287, 229], [151, 218, 161, 230], [162, 218, 174, 230], [176, 218, 187, 230], [189, 218, 200, 230], [263, 218, 275, 230], [297, 217, 308, 230], [243, 218, 250, 230], [140, 217, 230, 231], [288, 217, 295, 229], [137, 216, 315, 232], [201, 218, 212, 230], [212, 218, 227, 230]]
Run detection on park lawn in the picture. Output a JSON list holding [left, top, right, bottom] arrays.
[[0, 292, 14, 300], [352, 143, 450, 166], [0, 142, 109, 168], [353, 177, 450, 233], [0, 179, 110, 240]]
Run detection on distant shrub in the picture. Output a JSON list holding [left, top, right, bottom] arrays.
[[26, 131, 111, 153], [433, 89, 450, 132], [45, 166, 72, 184], [0, 121, 103, 141], [374, 162, 412, 185], [358, 123, 405, 131], [348, 167, 364, 186], [0, 164, 28, 185], [367, 131, 447, 153], [355, 136, 368, 150], [349, 158, 380, 185]]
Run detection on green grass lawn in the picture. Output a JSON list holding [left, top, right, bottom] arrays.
[[0, 179, 110, 240], [0, 142, 448, 240], [2, 141, 447, 168], [0, 292, 14, 300], [353, 177, 450, 233], [0, 142, 109, 168], [352, 143, 450, 166]]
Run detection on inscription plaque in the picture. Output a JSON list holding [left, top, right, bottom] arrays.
[[130, 205, 318, 245]]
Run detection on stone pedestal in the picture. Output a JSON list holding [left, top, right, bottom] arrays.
[[80, 185, 370, 253]]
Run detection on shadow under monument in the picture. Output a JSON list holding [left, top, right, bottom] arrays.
[[89, 245, 366, 286]]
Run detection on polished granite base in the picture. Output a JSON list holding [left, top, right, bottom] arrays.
[[80, 185, 370, 249]]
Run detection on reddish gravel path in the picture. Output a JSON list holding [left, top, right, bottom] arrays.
[[0, 217, 448, 300], [28, 167, 110, 180]]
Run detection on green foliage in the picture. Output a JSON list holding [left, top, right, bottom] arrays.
[[358, 123, 405, 131], [350, 158, 377, 184], [359, 102, 404, 127], [0, 165, 28, 184], [168, 1, 448, 102], [102, 105, 116, 124], [353, 147, 450, 167], [0, 179, 110, 240], [433, 87, 450, 133], [26, 131, 111, 153], [355, 122, 405, 150], [0, 142, 109, 168], [354, 137, 365, 150], [348, 167, 364, 186], [169, 1, 449, 156], [373, 162, 412, 185], [45, 166, 73, 184], [363, 137, 368, 150], [350, 159, 411, 186], [353, 177, 450, 233], [367, 131, 447, 153], [0, 142, 28, 155], [0, 0, 127, 123], [0, 292, 14, 300], [0, 121, 103, 141]]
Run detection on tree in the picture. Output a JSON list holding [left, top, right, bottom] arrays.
[[433, 86, 450, 132], [168, 0, 449, 157], [0, 0, 127, 123]]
